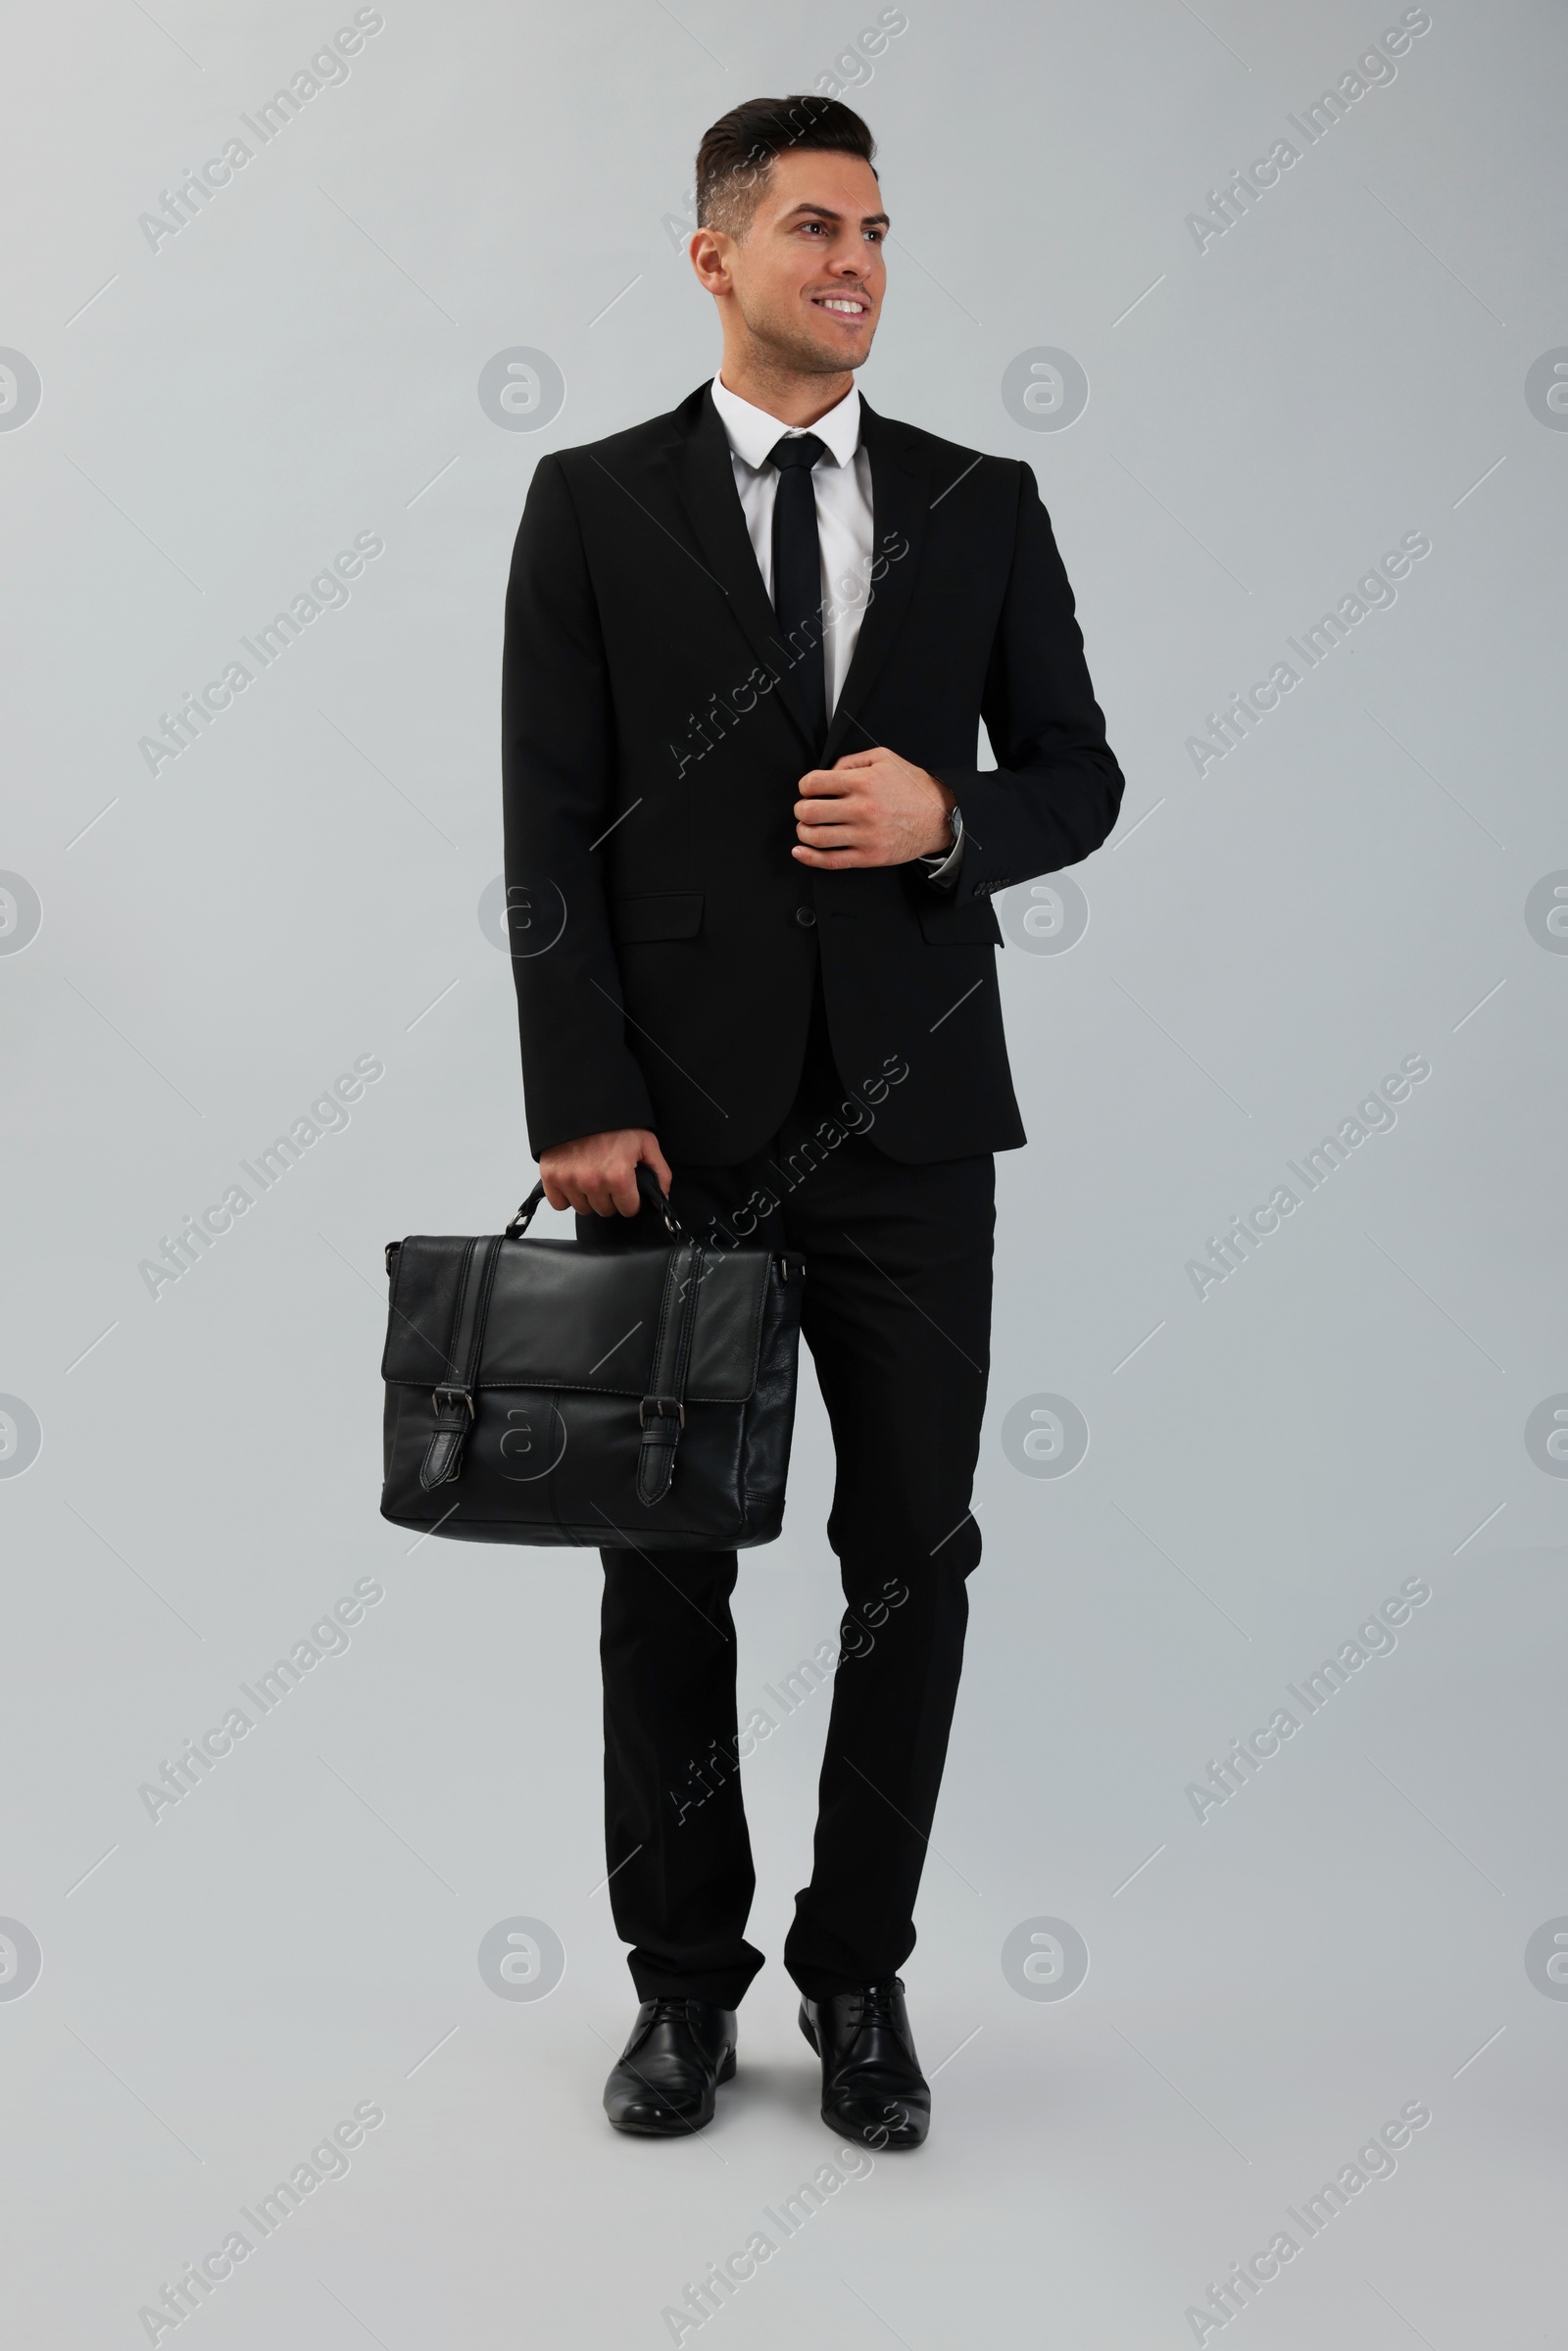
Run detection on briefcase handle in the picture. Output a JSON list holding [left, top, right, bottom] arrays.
[[503, 1162, 687, 1242]]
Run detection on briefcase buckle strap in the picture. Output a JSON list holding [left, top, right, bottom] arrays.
[[421, 1387, 474, 1489], [636, 1241, 704, 1505], [417, 1236, 502, 1493]]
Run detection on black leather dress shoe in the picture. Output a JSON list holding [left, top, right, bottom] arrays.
[[799, 1976, 930, 2149], [603, 1997, 737, 2135]]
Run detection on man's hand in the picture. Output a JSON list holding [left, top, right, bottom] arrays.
[[792, 745, 955, 869], [538, 1127, 673, 1218]]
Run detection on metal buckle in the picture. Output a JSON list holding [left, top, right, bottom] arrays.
[[638, 1396, 684, 1429], [432, 1387, 474, 1418]]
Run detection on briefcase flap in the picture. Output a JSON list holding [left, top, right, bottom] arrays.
[[382, 1236, 772, 1403]]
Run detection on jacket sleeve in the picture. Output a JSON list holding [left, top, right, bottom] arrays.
[[501, 455, 658, 1159], [929, 461, 1123, 896]]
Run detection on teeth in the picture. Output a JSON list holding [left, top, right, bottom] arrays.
[[819, 299, 865, 314]]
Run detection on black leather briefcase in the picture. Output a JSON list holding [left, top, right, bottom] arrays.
[[379, 1173, 804, 1548]]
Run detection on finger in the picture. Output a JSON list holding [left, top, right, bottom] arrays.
[[609, 1163, 643, 1217], [642, 1140, 674, 1192], [830, 747, 881, 768], [792, 845, 865, 867], [795, 806, 858, 827], [796, 767, 846, 796], [540, 1174, 569, 1212]]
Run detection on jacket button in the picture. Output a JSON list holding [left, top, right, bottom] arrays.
[[794, 906, 817, 927]]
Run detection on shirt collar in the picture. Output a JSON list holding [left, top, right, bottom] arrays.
[[710, 372, 862, 472]]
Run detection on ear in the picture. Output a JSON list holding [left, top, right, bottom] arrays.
[[688, 225, 731, 293]]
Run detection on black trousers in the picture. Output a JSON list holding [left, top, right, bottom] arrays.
[[577, 972, 995, 2008]]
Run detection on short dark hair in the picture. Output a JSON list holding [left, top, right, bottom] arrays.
[[695, 96, 877, 238]]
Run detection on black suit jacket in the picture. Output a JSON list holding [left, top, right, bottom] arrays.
[[501, 382, 1123, 1165]]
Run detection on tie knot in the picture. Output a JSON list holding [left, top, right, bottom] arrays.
[[768, 431, 826, 473]]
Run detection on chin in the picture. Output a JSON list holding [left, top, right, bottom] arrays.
[[760, 344, 841, 378], [789, 327, 873, 374]]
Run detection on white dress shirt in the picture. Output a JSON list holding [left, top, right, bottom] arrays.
[[709, 373, 961, 883]]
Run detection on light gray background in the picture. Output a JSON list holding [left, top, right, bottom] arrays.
[[2, 1, 1565, 2343]]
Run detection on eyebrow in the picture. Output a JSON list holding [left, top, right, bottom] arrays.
[[779, 202, 891, 229]]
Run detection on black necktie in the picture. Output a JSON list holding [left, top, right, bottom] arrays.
[[768, 431, 827, 749]]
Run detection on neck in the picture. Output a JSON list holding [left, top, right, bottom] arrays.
[[716, 349, 854, 429]]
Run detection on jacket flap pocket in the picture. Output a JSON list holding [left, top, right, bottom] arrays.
[[917, 893, 1003, 946], [613, 891, 704, 943]]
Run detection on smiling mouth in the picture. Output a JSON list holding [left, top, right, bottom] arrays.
[[811, 294, 870, 319]]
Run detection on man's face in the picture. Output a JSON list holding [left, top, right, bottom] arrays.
[[699, 147, 887, 373]]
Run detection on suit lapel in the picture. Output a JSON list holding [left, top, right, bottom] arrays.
[[656, 387, 936, 769], [819, 397, 931, 767], [660, 388, 816, 753]]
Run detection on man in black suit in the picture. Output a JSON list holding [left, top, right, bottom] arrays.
[[502, 96, 1122, 2146]]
